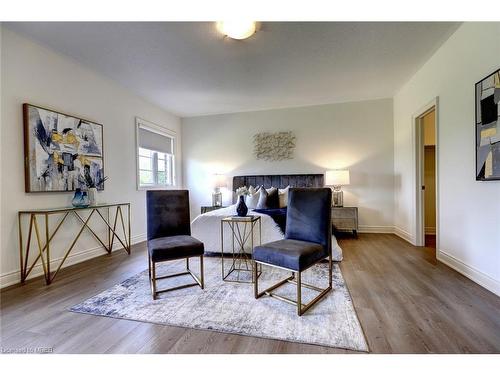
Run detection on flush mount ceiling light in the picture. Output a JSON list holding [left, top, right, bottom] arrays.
[[216, 21, 256, 40]]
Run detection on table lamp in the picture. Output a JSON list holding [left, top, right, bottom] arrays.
[[325, 170, 350, 207], [212, 174, 226, 207]]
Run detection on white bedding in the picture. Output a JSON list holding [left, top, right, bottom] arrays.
[[191, 205, 343, 261]]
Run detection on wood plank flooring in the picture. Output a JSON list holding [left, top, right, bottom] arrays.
[[1, 233, 499, 353]]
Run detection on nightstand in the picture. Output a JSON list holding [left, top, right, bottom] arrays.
[[201, 206, 226, 214], [331, 206, 358, 237]]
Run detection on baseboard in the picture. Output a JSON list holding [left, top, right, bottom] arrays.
[[393, 226, 414, 244], [0, 233, 147, 289], [437, 250, 500, 297], [358, 225, 395, 234], [425, 227, 436, 235]]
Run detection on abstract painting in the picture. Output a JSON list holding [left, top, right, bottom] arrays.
[[23, 104, 105, 192], [476, 68, 500, 180], [253, 131, 296, 161]]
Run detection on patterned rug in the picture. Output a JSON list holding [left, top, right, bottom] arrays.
[[70, 257, 368, 352]]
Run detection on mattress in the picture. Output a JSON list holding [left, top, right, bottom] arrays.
[[191, 205, 343, 261]]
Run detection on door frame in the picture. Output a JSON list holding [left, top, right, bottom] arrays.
[[413, 97, 439, 248]]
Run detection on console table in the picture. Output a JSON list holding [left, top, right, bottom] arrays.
[[18, 202, 131, 285]]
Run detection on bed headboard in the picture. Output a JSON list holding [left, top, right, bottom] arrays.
[[232, 174, 324, 191]]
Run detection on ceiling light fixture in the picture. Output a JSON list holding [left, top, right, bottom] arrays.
[[216, 21, 256, 40]]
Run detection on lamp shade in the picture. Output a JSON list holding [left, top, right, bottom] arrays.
[[213, 174, 227, 188], [325, 170, 350, 186]]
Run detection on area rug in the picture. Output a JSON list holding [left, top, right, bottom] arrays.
[[70, 257, 368, 352]]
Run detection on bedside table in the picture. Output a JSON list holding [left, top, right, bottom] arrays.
[[201, 206, 226, 214], [331, 206, 358, 237]]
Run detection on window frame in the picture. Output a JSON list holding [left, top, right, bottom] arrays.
[[135, 117, 176, 190]]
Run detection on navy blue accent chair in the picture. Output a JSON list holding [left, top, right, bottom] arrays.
[[253, 188, 333, 315], [146, 190, 204, 299]]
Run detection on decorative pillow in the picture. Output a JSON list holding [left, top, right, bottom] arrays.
[[266, 187, 280, 209], [245, 186, 260, 209], [256, 187, 269, 209], [278, 186, 290, 208]]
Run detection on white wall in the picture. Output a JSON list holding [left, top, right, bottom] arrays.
[[0, 28, 182, 287], [394, 22, 500, 295], [182, 99, 395, 231]]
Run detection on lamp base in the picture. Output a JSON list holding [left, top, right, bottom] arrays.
[[332, 188, 343, 207], [212, 191, 222, 207]]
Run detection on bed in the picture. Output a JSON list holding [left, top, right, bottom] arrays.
[[191, 174, 343, 261]]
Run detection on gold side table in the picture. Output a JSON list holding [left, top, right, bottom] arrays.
[[220, 215, 261, 283], [18, 202, 131, 285]]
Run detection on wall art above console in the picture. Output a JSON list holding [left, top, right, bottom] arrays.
[[23, 103, 105, 192]]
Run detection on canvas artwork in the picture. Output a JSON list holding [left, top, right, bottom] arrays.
[[23, 104, 105, 192], [253, 131, 296, 161], [475, 68, 500, 181]]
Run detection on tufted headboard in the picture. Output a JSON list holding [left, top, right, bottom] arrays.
[[232, 174, 324, 191]]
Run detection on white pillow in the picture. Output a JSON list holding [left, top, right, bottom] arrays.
[[278, 186, 290, 208], [245, 186, 260, 209]]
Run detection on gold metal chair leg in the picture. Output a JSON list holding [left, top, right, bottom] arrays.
[[329, 252, 333, 289], [297, 271, 302, 316], [253, 260, 332, 316], [200, 255, 204, 289], [151, 256, 205, 298], [254, 260, 259, 298], [148, 253, 151, 279], [151, 261, 157, 300]]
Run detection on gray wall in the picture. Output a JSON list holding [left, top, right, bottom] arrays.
[[182, 98, 395, 231]]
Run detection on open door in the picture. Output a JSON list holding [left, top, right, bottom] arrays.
[[414, 98, 438, 250]]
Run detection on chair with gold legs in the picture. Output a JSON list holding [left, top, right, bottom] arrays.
[[253, 188, 332, 316], [146, 190, 204, 299]]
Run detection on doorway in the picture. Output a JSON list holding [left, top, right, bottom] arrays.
[[414, 99, 438, 251], [422, 110, 436, 248]]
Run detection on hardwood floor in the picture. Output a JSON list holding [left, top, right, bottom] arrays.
[[1, 233, 499, 354]]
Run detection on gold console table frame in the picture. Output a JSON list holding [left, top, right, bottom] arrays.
[[18, 202, 131, 285]]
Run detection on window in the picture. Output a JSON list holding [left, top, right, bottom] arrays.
[[136, 118, 176, 189]]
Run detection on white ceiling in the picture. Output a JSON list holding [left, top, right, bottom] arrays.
[[6, 22, 460, 117]]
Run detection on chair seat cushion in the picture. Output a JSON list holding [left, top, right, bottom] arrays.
[[148, 235, 204, 262], [253, 239, 326, 271]]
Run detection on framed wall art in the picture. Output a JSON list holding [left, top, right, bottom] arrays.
[[23, 103, 105, 192], [475, 68, 500, 181]]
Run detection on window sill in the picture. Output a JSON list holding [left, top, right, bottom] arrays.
[[137, 185, 177, 191]]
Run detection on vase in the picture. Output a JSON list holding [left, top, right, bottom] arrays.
[[236, 195, 248, 217], [72, 188, 90, 208], [81, 191, 90, 207], [88, 187, 98, 206]]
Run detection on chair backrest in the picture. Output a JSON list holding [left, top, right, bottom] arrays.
[[285, 188, 332, 254], [146, 190, 191, 240]]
